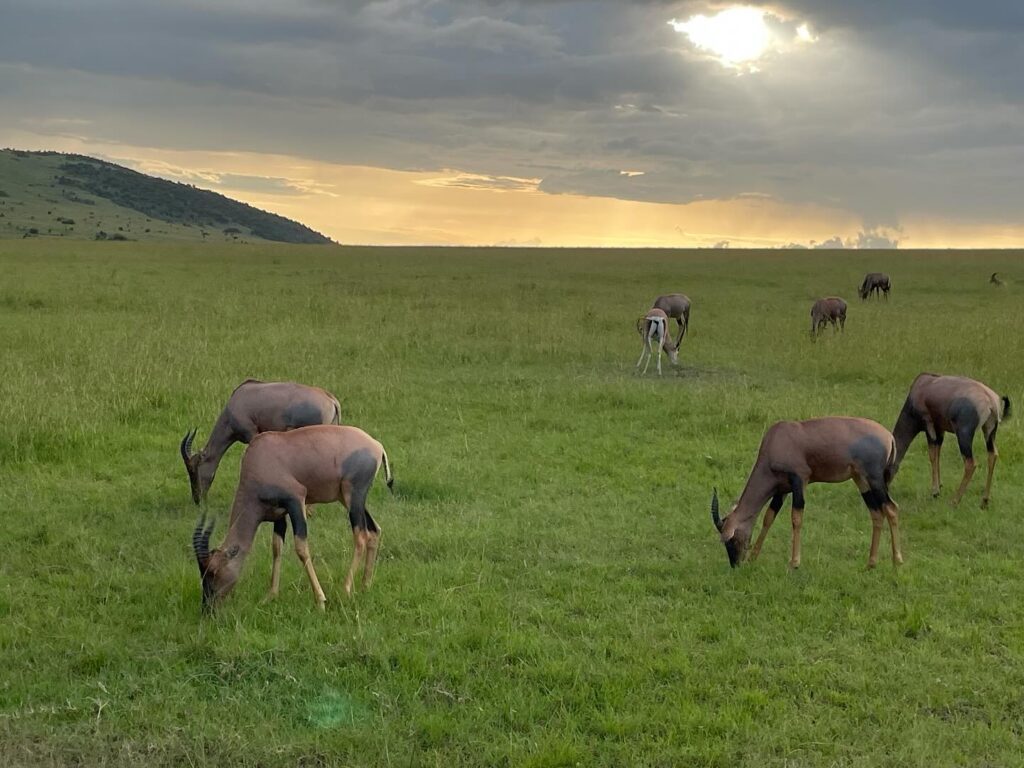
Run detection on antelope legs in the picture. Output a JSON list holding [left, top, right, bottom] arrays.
[[950, 457, 976, 507], [928, 443, 942, 497], [749, 493, 784, 561], [884, 502, 904, 566], [362, 510, 382, 589], [295, 536, 327, 610], [790, 508, 804, 568], [981, 446, 998, 508], [264, 517, 286, 602]]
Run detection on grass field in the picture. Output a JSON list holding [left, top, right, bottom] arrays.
[[1, 241, 1022, 767]]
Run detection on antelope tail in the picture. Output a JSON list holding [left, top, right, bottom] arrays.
[[884, 434, 898, 485], [1001, 395, 1012, 421], [381, 447, 394, 493]]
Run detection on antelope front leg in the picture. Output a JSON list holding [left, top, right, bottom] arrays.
[[750, 494, 784, 561], [927, 443, 942, 497], [950, 457, 976, 507]]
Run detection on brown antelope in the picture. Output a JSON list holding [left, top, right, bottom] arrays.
[[710, 417, 903, 569], [858, 272, 891, 300], [635, 308, 679, 375], [892, 373, 1011, 507], [647, 293, 691, 346], [810, 297, 847, 338], [192, 425, 394, 611], [990, 272, 1004, 286], [180, 379, 341, 504]]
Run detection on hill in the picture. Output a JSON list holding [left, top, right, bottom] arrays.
[[0, 149, 332, 244]]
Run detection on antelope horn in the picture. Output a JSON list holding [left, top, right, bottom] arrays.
[[192, 514, 214, 572], [180, 428, 197, 462], [711, 487, 723, 532]]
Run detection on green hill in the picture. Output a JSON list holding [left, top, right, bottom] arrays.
[[0, 149, 332, 244]]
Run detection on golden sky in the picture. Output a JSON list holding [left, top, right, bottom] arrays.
[[9, 131, 1024, 249]]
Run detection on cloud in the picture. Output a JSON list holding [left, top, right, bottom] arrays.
[[1, 0, 1023, 243]]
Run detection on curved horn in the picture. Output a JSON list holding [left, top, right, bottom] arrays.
[[711, 487, 723, 532], [180, 428, 197, 463], [192, 514, 214, 572]]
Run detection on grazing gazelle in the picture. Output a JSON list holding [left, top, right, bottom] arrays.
[[810, 297, 847, 338], [192, 425, 394, 611], [858, 272, 891, 300], [635, 308, 679, 375], [710, 417, 903, 569], [181, 379, 341, 504], [892, 373, 1011, 507]]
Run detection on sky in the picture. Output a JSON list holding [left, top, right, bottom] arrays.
[[2, 0, 1023, 248]]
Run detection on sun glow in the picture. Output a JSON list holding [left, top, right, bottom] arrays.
[[669, 7, 772, 67]]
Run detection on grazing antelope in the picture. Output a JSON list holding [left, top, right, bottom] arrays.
[[892, 373, 1011, 507], [180, 379, 340, 504], [635, 308, 679, 375], [810, 297, 847, 338], [990, 272, 1004, 286], [192, 425, 394, 611], [858, 272, 891, 300], [710, 417, 903, 569], [642, 293, 691, 346]]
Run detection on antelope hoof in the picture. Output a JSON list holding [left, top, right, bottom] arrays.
[[949, 497, 961, 508], [893, 556, 904, 567], [931, 489, 941, 499], [788, 560, 801, 570], [867, 560, 877, 570], [316, 600, 326, 612], [980, 498, 990, 509], [261, 591, 278, 604]]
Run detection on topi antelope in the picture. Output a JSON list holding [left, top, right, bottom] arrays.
[[180, 379, 341, 504], [858, 272, 891, 300], [644, 293, 691, 346], [710, 417, 903, 570], [892, 373, 1011, 507], [192, 425, 394, 611], [810, 297, 847, 338], [990, 272, 1004, 286], [635, 308, 679, 375]]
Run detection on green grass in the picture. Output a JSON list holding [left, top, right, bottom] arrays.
[[1, 241, 1022, 767]]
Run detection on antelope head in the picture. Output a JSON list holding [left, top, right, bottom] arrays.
[[192, 515, 242, 611], [180, 429, 214, 505], [665, 342, 680, 367], [710, 488, 745, 568]]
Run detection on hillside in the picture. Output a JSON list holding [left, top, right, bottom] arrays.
[[0, 149, 332, 244]]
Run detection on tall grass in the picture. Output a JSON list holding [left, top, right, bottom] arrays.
[[1, 241, 1021, 766]]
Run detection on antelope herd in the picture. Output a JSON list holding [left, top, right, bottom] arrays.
[[183, 269, 1011, 612]]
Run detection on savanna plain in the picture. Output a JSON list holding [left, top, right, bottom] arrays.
[[1, 241, 1022, 767]]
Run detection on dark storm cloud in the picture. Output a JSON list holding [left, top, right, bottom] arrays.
[[2, 0, 1023, 228]]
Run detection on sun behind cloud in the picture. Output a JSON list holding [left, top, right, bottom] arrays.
[[669, 6, 815, 69]]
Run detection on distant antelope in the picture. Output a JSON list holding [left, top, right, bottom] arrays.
[[192, 425, 394, 611], [638, 293, 691, 346], [892, 373, 1011, 507], [810, 297, 847, 338], [181, 379, 340, 504], [710, 417, 903, 569], [635, 308, 679, 375], [858, 272, 891, 300], [990, 272, 1004, 286]]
